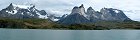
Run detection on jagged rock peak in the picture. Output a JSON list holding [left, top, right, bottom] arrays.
[[72, 4, 84, 9], [71, 4, 86, 16], [79, 4, 84, 8], [32, 5, 35, 8], [87, 7, 96, 13], [9, 3, 13, 6], [101, 7, 108, 11], [73, 6, 79, 9], [86, 6, 96, 15], [6, 3, 14, 10], [87, 7, 93, 10]]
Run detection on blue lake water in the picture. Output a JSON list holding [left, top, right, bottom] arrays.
[[0, 29, 140, 40]]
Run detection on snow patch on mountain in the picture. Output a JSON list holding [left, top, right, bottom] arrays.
[[5, 10, 17, 14], [53, 19, 59, 21], [114, 10, 120, 13], [12, 4, 33, 9], [36, 12, 48, 19]]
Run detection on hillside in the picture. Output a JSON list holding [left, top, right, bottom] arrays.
[[0, 18, 140, 30]]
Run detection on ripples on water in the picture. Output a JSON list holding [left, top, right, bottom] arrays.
[[0, 29, 140, 40]]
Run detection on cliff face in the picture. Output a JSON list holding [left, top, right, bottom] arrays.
[[58, 4, 131, 24], [99, 8, 131, 21], [58, 4, 89, 24]]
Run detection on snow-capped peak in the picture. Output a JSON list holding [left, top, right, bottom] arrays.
[[0, 3, 49, 19], [12, 3, 34, 9]]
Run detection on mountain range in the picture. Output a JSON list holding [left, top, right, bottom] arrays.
[[0, 3, 60, 21], [58, 4, 131, 24], [0, 3, 132, 24]]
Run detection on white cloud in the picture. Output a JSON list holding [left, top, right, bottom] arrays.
[[0, 0, 140, 21]]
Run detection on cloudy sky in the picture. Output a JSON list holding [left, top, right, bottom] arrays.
[[0, 0, 140, 21]]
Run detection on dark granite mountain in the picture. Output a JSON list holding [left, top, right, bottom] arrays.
[[58, 4, 89, 24], [101, 8, 131, 21], [58, 4, 132, 24], [87, 7, 131, 22]]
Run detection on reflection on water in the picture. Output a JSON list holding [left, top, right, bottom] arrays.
[[0, 29, 140, 40]]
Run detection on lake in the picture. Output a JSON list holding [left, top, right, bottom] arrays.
[[0, 29, 140, 40]]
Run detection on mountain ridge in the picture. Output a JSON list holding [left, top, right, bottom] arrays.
[[0, 3, 132, 25], [0, 3, 62, 21], [58, 4, 132, 24], [0, 3, 48, 19]]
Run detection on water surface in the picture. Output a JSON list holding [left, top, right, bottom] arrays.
[[0, 29, 140, 40]]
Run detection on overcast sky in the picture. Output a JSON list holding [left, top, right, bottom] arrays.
[[0, 0, 140, 21]]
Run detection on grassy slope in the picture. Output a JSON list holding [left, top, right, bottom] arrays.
[[0, 18, 58, 29], [0, 18, 140, 30]]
